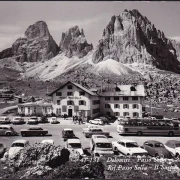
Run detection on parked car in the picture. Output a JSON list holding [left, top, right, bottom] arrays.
[[83, 128, 109, 138], [164, 140, 180, 158], [0, 125, 18, 136], [65, 138, 85, 156], [89, 118, 103, 125], [38, 116, 49, 123], [98, 117, 109, 124], [90, 136, 114, 157], [112, 139, 148, 156], [82, 125, 99, 134], [11, 117, 25, 125], [49, 117, 59, 124], [27, 117, 39, 124], [143, 140, 173, 158], [62, 128, 76, 139], [41, 139, 54, 145], [20, 126, 48, 136], [0, 142, 6, 158], [0, 116, 11, 124], [4, 140, 30, 159]]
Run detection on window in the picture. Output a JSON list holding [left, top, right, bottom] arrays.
[[133, 112, 139, 117], [92, 108, 100, 114], [105, 97, 110, 101], [123, 112, 129, 116], [132, 96, 138, 101], [105, 104, 110, 108], [133, 104, 139, 109], [67, 85, 73, 89], [114, 104, 120, 108], [67, 100, 73, 105], [80, 91, 85, 96], [93, 100, 100, 105], [123, 104, 129, 109], [56, 92, 62, 96], [44, 107, 47, 113], [57, 100, 60, 105], [28, 107, 30, 113], [67, 92, 73, 96], [114, 97, 119, 101], [123, 97, 129, 101], [115, 112, 120, 116], [34, 107, 36, 113], [79, 100, 86, 105]]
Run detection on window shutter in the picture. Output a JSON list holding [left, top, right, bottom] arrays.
[[62, 105, 67, 112]]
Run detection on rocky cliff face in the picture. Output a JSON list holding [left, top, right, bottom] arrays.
[[59, 26, 93, 58], [170, 39, 180, 62], [92, 9, 180, 73], [0, 21, 59, 63]]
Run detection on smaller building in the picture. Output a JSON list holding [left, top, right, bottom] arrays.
[[18, 102, 53, 116]]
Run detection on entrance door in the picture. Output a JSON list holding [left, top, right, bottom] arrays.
[[68, 109, 73, 117]]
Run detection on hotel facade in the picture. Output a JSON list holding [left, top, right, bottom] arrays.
[[48, 81, 145, 120]]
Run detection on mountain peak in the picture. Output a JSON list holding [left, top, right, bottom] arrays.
[[92, 9, 180, 73], [59, 25, 93, 58]]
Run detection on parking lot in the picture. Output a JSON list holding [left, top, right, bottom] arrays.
[[0, 117, 179, 150]]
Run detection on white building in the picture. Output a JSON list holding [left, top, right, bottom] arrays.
[[48, 81, 145, 119], [18, 102, 53, 116]]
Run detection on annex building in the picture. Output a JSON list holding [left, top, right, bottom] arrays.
[[48, 81, 145, 120]]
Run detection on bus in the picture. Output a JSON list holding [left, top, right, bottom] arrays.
[[117, 118, 180, 136]]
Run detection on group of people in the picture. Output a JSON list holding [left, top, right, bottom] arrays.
[[73, 116, 83, 124]]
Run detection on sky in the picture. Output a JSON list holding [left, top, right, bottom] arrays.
[[0, 1, 180, 51]]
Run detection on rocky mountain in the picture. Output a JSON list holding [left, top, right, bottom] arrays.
[[59, 26, 93, 58], [92, 9, 180, 74], [0, 21, 59, 63], [170, 39, 180, 62]]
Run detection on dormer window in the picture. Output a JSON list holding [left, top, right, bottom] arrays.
[[130, 86, 136, 91], [115, 87, 121, 91], [80, 91, 85, 96], [67, 85, 73, 89]]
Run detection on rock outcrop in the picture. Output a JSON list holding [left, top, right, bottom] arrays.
[[170, 39, 180, 62], [59, 26, 93, 58], [0, 21, 59, 62], [92, 9, 180, 73]]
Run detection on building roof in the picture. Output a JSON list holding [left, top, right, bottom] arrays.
[[18, 102, 52, 107], [99, 85, 145, 97], [48, 81, 96, 96]]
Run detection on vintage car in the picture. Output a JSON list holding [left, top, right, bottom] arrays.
[[38, 116, 49, 123], [20, 126, 48, 136], [11, 117, 25, 124], [0, 125, 18, 136], [112, 139, 148, 156], [62, 128, 76, 139], [49, 117, 59, 124], [82, 125, 99, 134], [4, 140, 30, 159], [0, 116, 11, 124], [83, 128, 109, 138], [90, 136, 114, 157], [89, 118, 103, 125], [41, 139, 54, 145], [164, 140, 180, 158], [27, 117, 39, 124], [98, 117, 109, 124], [0, 142, 6, 158], [65, 138, 85, 156], [143, 140, 173, 158]]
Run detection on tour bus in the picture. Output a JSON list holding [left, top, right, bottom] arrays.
[[90, 135, 114, 157], [117, 118, 180, 136]]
